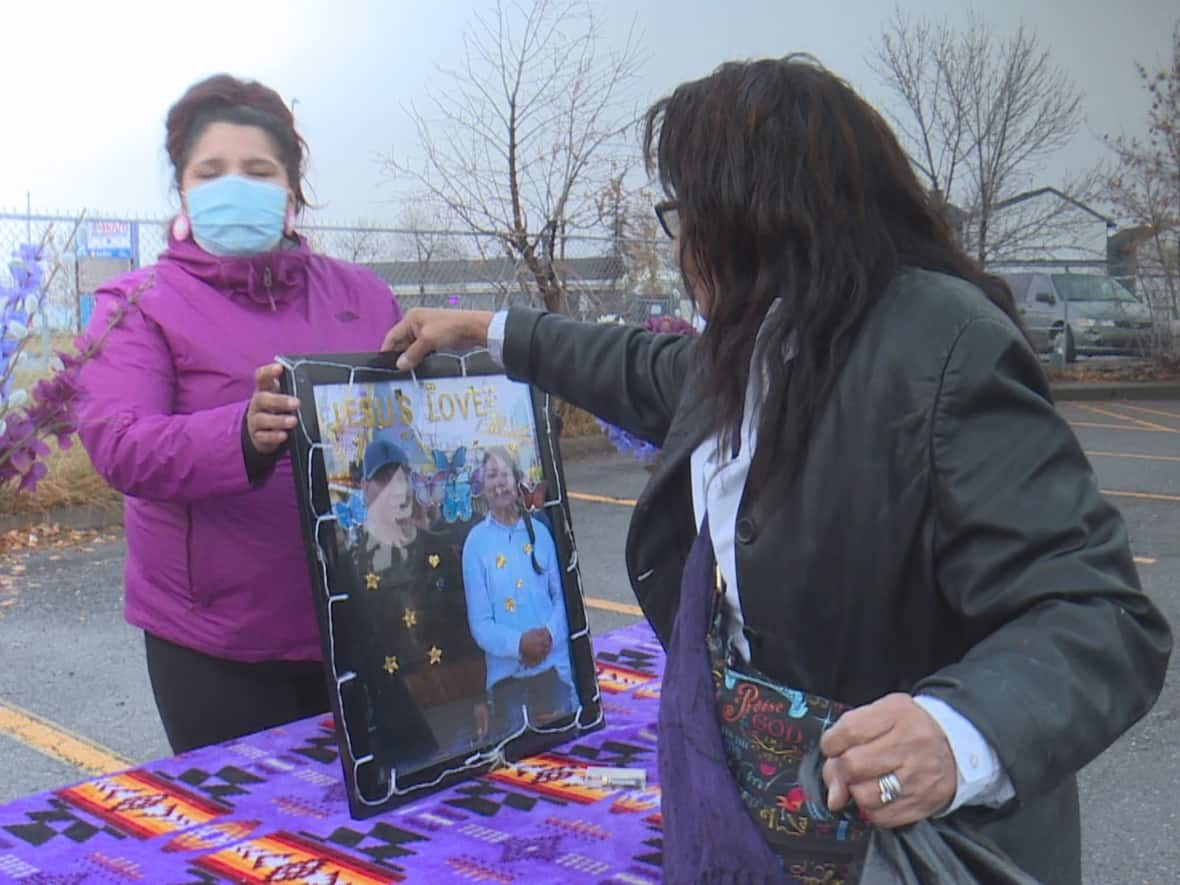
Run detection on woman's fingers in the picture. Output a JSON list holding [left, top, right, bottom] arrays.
[[246, 365, 298, 456], [254, 362, 284, 392], [396, 336, 439, 372], [251, 430, 289, 452], [381, 309, 495, 369], [249, 391, 300, 416], [820, 693, 957, 827], [250, 412, 298, 432], [381, 318, 413, 354]]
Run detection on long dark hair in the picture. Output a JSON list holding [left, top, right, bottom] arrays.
[[643, 56, 1023, 507]]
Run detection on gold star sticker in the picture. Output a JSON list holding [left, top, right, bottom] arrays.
[[403, 609, 417, 629], [495, 554, 507, 569], [523, 543, 533, 555], [428, 646, 443, 665], [365, 572, 380, 591], [515, 579, 524, 589], [383, 656, 399, 675], [505, 597, 516, 613], [427, 554, 440, 569]]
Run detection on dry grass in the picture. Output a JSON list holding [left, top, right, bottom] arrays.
[[555, 399, 604, 438], [1044, 353, 1180, 383], [2, 337, 121, 519], [0, 442, 121, 519]]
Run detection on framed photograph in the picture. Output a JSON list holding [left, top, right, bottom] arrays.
[[277, 348, 603, 819]]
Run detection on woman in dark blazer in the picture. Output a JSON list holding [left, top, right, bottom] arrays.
[[380, 57, 1171, 883]]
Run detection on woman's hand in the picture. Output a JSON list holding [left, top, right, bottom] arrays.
[[819, 692, 957, 828], [381, 308, 496, 370], [246, 363, 300, 455]]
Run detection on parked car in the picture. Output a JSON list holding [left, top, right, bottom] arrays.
[[1002, 272, 1156, 362]]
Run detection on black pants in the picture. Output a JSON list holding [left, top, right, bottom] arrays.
[[144, 632, 330, 754]]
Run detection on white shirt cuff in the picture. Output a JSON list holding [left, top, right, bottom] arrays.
[[913, 694, 1016, 814], [486, 310, 509, 367]]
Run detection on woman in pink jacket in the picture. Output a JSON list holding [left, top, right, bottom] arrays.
[[78, 74, 402, 753]]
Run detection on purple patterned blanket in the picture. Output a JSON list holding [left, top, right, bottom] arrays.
[[0, 622, 666, 884]]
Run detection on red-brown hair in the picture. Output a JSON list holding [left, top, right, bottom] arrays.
[[165, 73, 309, 211]]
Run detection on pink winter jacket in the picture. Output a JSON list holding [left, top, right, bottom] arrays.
[[78, 234, 401, 661]]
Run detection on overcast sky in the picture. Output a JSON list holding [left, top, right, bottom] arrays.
[[0, 0, 1173, 224]]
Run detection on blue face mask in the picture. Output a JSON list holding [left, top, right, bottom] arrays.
[[186, 175, 288, 258]]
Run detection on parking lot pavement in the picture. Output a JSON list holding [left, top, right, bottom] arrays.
[[1049, 399, 1180, 885], [1, 404, 1177, 883]]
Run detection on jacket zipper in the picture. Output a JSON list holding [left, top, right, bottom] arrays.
[[262, 266, 276, 311], [185, 505, 200, 606]]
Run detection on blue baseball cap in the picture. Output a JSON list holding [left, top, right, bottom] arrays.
[[362, 438, 409, 481]]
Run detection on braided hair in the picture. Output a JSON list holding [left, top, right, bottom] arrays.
[[483, 447, 543, 576]]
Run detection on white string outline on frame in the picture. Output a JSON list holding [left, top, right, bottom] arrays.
[[278, 351, 602, 808]]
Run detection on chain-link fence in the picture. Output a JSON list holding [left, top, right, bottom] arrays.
[[1, 210, 688, 356], [24, 209, 1172, 365], [302, 224, 686, 322]]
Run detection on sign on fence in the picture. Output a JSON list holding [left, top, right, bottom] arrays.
[[77, 220, 134, 258]]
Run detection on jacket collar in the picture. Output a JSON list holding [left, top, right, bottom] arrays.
[[158, 232, 311, 310]]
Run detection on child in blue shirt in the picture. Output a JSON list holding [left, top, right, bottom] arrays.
[[462, 447, 577, 737]]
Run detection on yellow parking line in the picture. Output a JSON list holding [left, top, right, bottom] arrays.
[[585, 596, 644, 617], [1088, 450, 1180, 463], [0, 701, 131, 775], [1112, 403, 1180, 421], [1134, 556, 1158, 565], [1070, 421, 1172, 433], [569, 491, 638, 507], [1102, 489, 1180, 503], [1074, 404, 1178, 434]]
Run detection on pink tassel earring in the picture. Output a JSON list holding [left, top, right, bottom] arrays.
[[284, 206, 296, 237], [171, 214, 190, 241]]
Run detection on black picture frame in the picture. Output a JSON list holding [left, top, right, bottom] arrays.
[[278, 348, 603, 819]]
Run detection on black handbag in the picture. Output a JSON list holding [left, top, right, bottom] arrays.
[[796, 747, 1042, 884]]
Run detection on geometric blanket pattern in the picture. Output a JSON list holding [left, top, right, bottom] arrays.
[[0, 622, 666, 884]]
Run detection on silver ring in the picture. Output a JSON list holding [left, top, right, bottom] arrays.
[[878, 772, 902, 805]]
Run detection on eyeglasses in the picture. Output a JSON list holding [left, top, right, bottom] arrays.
[[654, 200, 680, 239]]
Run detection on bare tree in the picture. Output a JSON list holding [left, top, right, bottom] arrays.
[[336, 221, 383, 264], [393, 203, 469, 301], [1106, 23, 1180, 321], [388, 0, 643, 312], [396, 206, 466, 267], [868, 11, 972, 208], [596, 179, 675, 295], [870, 11, 1085, 264]]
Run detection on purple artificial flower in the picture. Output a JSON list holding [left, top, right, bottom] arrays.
[[643, 315, 699, 337], [1, 243, 47, 397], [1, 269, 147, 493]]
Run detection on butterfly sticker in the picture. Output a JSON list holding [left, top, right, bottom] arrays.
[[518, 480, 547, 512], [413, 470, 447, 508], [333, 490, 368, 532], [433, 446, 467, 474], [443, 473, 473, 523]]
